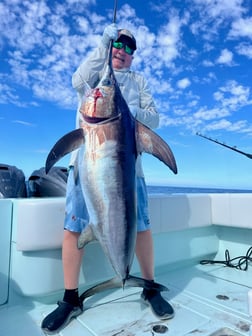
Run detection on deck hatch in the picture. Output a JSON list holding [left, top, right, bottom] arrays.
[[152, 324, 169, 334]]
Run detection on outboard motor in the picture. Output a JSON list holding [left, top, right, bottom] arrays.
[[28, 166, 68, 197], [0, 164, 27, 198]]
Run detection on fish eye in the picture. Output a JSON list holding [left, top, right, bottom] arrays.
[[102, 78, 112, 86]]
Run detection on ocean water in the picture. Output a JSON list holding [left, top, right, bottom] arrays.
[[147, 185, 252, 195]]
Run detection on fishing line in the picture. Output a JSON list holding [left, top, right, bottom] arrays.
[[200, 246, 252, 271]]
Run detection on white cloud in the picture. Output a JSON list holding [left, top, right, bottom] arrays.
[[159, 113, 179, 127], [188, 100, 198, 107], [202, 60, 214, 67], [177, 78, 191, 89], [204, 118, 232, 131], [156, 15, 182, 66], [204, 118, 249, 132], [189, 0, 246, 41], [229, 17, 252, 39], [236, 43, 252, 59], [0, 81, 38, 107], [192, 0, 245, 18], [75, 16, 90, 33], [194, 107, 230, 121], [214, 80, 251, 110], [216, 49, 234, 65], [66, 0, 95, 5], [12, 120, 36, 127]]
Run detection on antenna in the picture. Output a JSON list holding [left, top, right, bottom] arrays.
[[196, 132, 252, 160]]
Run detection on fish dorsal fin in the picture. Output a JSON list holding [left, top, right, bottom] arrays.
[[136, 121, 177, 175], [77, 224, 96, 249]]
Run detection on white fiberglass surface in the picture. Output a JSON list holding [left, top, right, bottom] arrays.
[[1, 263, 252, 336]]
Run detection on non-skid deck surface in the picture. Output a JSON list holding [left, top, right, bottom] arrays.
[[1, 264, 252, 336]]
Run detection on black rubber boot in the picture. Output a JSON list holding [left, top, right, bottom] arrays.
[[41, 300, 83, 334], [141, 288, 174, 320]]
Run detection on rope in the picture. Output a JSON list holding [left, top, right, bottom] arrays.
[[200, 246, 252, 271]]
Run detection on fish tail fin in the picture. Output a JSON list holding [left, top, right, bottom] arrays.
[[79, 276, 121, 303], [125, 274, 168, 292], [79, 275, 168, 303]]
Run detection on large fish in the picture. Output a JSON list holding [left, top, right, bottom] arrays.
[[45, 44, 177, 298]]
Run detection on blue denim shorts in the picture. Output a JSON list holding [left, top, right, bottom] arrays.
[[64, 167, 150, 233]]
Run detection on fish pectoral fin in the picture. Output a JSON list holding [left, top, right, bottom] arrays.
[[79, 276, 121, 303], [45, 128, 85, 173], [125, 274, 168, 292], [136, 121, 177, 175], [77, 225, 96, 249]]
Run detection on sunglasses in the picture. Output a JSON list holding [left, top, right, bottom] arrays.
[[112, 41, 134, 55]]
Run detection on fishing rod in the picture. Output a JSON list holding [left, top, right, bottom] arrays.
[[196, 132, 252, 160], [106, 0, 117, 73], [113, 0, 117, 23]]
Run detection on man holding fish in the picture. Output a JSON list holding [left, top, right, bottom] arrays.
[[42, 24, 175, 334]]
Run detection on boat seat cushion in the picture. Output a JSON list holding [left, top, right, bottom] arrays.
[[211, 194, 252, 228], [12, 195, 213, 252], [12, 198, 65, 251]]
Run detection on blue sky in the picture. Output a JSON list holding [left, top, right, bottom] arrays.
[[1, 0, 252, 188]]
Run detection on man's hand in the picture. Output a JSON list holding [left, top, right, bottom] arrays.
[[101, 23, 118, 48]]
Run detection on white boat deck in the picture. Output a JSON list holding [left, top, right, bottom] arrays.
[[1, 194, 252, 336], [1, 262, 252, 336]]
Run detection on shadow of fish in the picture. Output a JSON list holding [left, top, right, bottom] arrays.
[[45, 43, 177, 299]]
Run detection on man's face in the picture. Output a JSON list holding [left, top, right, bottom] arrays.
[[112, 47, 134, 70]]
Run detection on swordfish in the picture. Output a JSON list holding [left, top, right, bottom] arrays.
[[45, 43, 177, 296]]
